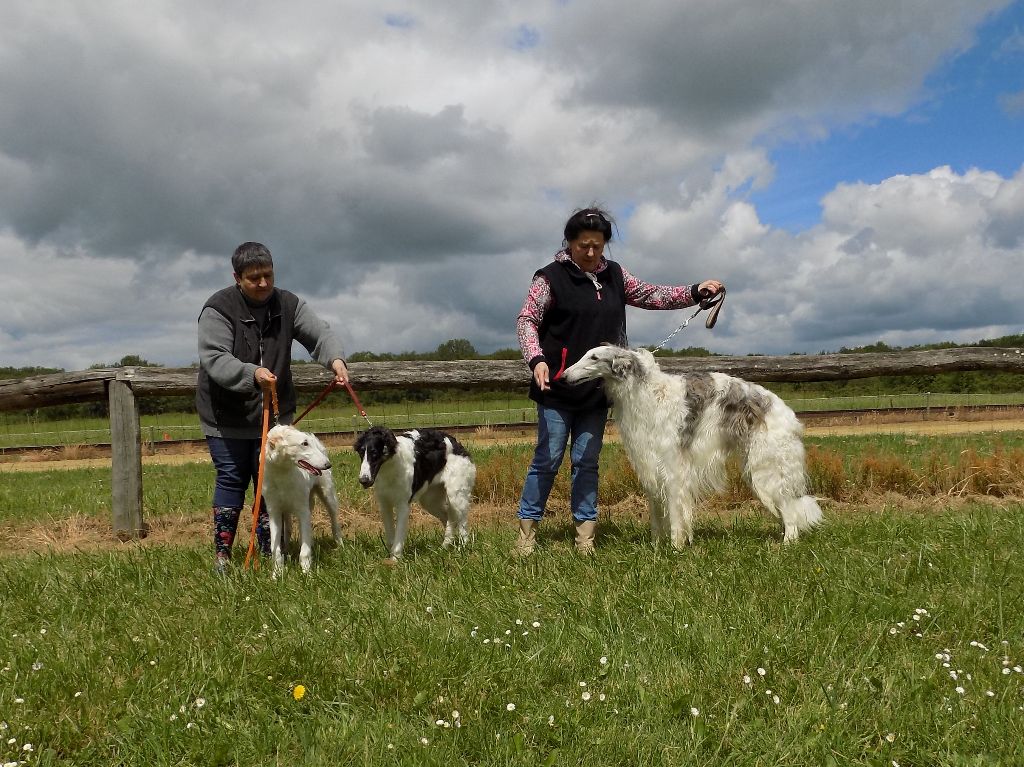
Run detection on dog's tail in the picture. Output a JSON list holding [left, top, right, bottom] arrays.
[[782, 495, 823, 531]]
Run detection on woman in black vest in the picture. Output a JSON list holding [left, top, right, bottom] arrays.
[[515, 208, 723, 556], [196, 242, 349, 573]]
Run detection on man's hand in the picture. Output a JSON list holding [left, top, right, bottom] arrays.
[[254, 367, 277, 390], [331, 359, 350, 386]]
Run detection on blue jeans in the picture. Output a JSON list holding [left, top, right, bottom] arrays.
[[206, 436, 270, 556], [518, 404, 608, 523]]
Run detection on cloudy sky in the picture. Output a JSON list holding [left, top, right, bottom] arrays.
[[1, 1, 1023, 371]]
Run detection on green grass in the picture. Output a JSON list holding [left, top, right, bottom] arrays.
[[3, 432, 1024, 529], [1, 506, 1023, 765]]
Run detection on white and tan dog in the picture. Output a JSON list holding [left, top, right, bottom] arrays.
[[563, 345, 822, 548], [263, 424, 341, 574]]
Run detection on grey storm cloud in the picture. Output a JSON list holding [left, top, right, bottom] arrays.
[[0, 1, 1021, 369]]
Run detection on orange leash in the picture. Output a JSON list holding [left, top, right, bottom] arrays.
[[243, 381, 279, 570], [343, 380, 373, 427]]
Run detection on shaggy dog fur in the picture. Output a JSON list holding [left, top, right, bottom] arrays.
[[263, 424, 341, 574], [353, 426, 476, 560], [563, 345, 823, 547]]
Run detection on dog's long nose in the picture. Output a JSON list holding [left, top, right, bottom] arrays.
[[324, 460, 332, 470]]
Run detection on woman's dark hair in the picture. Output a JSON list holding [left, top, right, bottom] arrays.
[[231, 242, 274, 276], [563, 206, 615, 244]]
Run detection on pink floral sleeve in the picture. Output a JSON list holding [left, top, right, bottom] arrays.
[[622, 267, 696, 309], [516, 274, 552, 364]]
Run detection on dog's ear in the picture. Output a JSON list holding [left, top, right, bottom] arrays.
[[383, 430, 398, 456], [610, 352, 641, 379]]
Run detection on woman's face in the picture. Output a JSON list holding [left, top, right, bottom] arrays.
[[568, 230, 607, 272]]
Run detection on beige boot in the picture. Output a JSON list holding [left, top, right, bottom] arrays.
[[574, 520, 597, 556], [515, 519, 538, 557]]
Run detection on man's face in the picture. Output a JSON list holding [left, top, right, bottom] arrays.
[[234, 266, 274, 303]]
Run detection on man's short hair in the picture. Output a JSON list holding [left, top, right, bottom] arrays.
[[231, 242, 274, 276]]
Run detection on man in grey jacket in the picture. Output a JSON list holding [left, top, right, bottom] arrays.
[[196, 241, 348, 572]]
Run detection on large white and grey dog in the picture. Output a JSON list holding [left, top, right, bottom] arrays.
[[354, 426, 476, 560], [263, 424, 342, 575], [563, 345, 823, 547]]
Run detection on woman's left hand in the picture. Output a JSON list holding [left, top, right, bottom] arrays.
[[698, 280, 724, 297]]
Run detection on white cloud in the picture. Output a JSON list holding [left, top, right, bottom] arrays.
[[0, 1, 1020, 369]]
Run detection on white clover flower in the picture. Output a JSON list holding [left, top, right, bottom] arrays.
[[986, 690, 995, 697], [426, 606, 433, 614], [387, 744, 394, 750], [532, 621, 540, 628], [170, 714, 177, 722], [548, 715, 555, 726], [690, 707, 699, 717], [885, 733, 895, 743], [955, 686, 965, 695], [889, 628, 898, 635], [452, 710, 460, 719], [0, 722, 6, 731], [600, 656, 608, 665], [31, 662, 43, 671], [420, 737, 429, 745], [579, 681, 587, 687], [522, 631, 529, 636], [581, 692, 591, 701], [21, 744, 32, 752], [40, 628, 46, 635], [195, 697, 206, 709], [912, 615, 920, 621], [483, 639, 490, 644], [506, 703, 515, 712], [1003, 668, 1012, 675], [949, 671, 958, 680], [6, 738, 15, 745], [743, 675, 752, 685], [1015, 666, 1023, 673], [186, 722, 196, 729], [150, 660, 156, 666], [772, 694, 781, 704], [757, 668, 766, 677], [515, 619, 523, 625], [505, 630, 511, 636], [435, 719, 445, 726], [13, 699, 23, 705]]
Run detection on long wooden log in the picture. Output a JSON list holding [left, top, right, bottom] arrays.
[[1, 347, 1023, 412]]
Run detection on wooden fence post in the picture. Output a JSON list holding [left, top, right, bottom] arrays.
[[109, 373, 146, 541]]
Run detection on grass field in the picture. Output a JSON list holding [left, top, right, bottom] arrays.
[[2, 506, 1023, 765], [2, 432, 1024, 765]]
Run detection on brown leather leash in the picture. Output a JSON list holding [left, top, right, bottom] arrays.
[[293, 378, 373, 428], [650, 287, 726, 352]]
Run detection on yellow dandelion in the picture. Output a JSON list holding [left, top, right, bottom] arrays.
[[293, 684, 307, 701]]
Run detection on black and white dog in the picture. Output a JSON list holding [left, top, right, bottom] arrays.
[[353, 426, 476, 559]]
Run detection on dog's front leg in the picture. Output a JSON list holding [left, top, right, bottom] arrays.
[[390, 501, 411, 559], [268, 509, 286, 578], [647, 495, 668, 543], [298, 508, 315, 574], [665, 486, 696, 550]]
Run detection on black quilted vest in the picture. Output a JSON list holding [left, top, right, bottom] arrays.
[[529, 259, 626, 411], [195, 286, 299, 428]]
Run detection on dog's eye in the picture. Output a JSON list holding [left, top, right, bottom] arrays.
[[302, 440, 309, 446]]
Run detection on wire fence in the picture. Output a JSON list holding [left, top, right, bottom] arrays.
[[2, 392, 1024, 451]]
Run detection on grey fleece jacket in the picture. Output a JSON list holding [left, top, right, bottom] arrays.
[[197, 297, 346, 439]]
